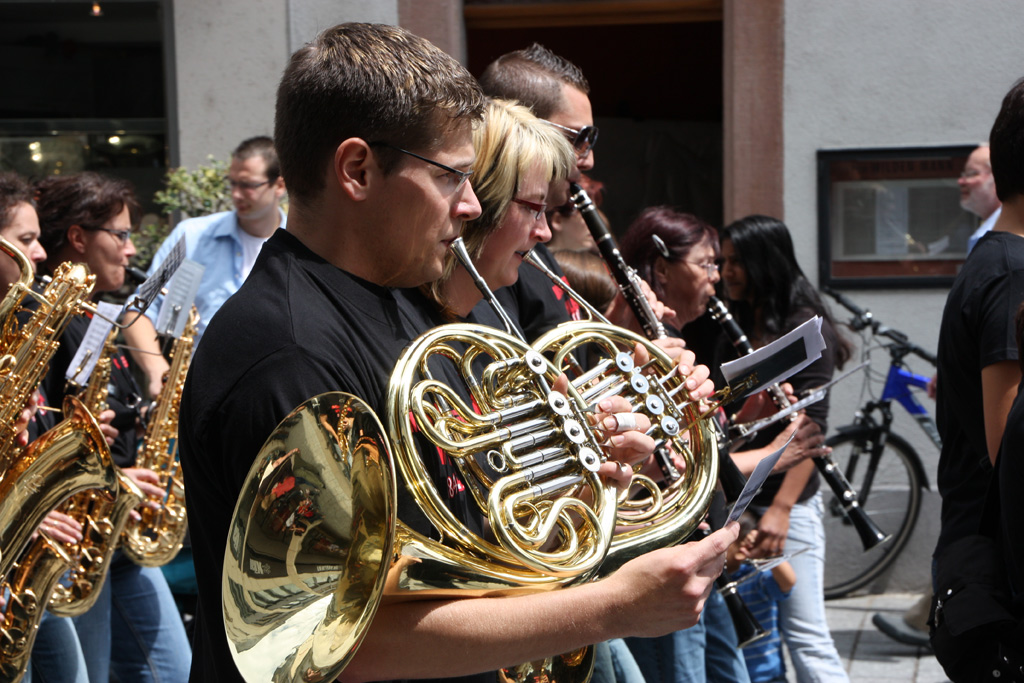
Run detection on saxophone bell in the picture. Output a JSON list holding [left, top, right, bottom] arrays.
[[120, 307, 198, 566]]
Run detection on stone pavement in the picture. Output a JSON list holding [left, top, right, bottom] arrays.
[[823, 592, 949, 683]]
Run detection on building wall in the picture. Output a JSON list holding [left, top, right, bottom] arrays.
[[171, 0, 400, 168], [784, 0, 1024, 591]]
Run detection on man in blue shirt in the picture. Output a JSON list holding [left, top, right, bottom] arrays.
[[963, 144, 1002, 254], [124, 136, 287, 398]]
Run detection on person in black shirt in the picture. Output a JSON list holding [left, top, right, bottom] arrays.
[[928, 78, 1024, 680], [480, 44, 596, 342], [180, 23, 738, 683], [35, 172, 192, 683], [937, 76, 1024, 600]]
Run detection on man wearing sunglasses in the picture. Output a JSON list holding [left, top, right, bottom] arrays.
[[480, 43, 751, 683], [478, 44, 601, 342], [123, 136, 287, 400], [480, 44, 597, 174]]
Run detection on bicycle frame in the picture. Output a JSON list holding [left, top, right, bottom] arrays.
[[832, 352, 935, 501], [880, 363, 942, 450]]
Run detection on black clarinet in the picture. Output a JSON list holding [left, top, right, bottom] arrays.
[[569, 183, 748, 498], [707, 296, 891, 551], [717, 574, 768, 648], [570, 183, 664, 340], [691, 527, 768, 649]]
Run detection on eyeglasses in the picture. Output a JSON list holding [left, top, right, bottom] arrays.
[[687, 260, 719, 278], [959, 169, 988, 180], [512, 197, 549, 221], [369, 141, 473, 191], [544, 121, 599, 158], [227, 178, 272, 192], [86, 226, 132, 244]]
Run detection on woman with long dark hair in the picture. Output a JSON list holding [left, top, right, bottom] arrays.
[[720, 214, 851, 683]]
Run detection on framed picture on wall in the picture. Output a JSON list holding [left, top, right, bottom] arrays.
[[817, 145, 978, 289]]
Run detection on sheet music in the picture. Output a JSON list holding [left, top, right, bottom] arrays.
[[155, 259, 204, 337], [65, 301, 122, 385], [727, 431, 794, 524], [720, 317, 825, 399], [129, 237, 186, 313], [733, 361, 869, 439]]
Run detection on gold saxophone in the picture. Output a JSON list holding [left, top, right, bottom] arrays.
[[45, 324, 144, 618], [121, 306, 198, 566], [0, 240, 122, 683]]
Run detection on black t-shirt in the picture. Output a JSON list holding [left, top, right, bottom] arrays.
[[179, 229, 490, 683], [935, 230, 1024, 557], [495, 243, 580, 341], [998, 377, 1024, 598], [42, 313, 142, 467]]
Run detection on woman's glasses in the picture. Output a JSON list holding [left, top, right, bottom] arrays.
[[85, 226, 132, 244], [512, 197, 548, 221]]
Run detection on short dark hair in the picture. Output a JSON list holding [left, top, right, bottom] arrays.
[[0, 172, 34, 230], [990, 76, 1024, 202], [233, 136, 280, 181], [478, 43, 589, 119], [619, 206, 718, 304], [34, 172, 140, 257], [274, 22, 485, 204]]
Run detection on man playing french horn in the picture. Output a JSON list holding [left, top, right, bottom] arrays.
[[179, 23, 738, 683]]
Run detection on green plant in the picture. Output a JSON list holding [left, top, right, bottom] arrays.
[[153, 156, 232, 217], [134, 156, 232, 270]]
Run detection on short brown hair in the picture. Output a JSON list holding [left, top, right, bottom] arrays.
[[478, 43, 589, 119], [233, 136, 280, 181], [275, 23, 485, 204], [0, 172, 33, 230], [35, 172, 140, 257]]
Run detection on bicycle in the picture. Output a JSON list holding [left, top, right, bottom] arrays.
[[820, 287, 939, 599]]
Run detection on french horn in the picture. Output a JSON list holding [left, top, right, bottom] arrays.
[[222, 239, 719, 683]]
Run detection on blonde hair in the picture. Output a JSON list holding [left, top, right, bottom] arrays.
[[426, 98, 575, 311]]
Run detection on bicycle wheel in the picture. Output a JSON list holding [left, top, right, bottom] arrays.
[[822, 430, 924, 599]]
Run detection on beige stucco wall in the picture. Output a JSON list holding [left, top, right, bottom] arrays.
[[171, 0, 401, 168], [783, 0, 1024, 591]]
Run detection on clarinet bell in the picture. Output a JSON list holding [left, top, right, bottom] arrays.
[[718, 577, 769, 649], [846, 499, 892, 551], [817, 454, 892, 551]]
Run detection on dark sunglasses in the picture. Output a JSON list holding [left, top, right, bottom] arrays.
[[544, 121, 599, 158]]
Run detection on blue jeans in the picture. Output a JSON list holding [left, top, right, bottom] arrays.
[[762, 493, 848, 683], [625, 589, 751, 683], [26, 611, 89, 683], [73, 551, 191, 683], [592, 639, 647, 683]]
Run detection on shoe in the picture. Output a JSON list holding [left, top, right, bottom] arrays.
[[872, 612, 931, 648]]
